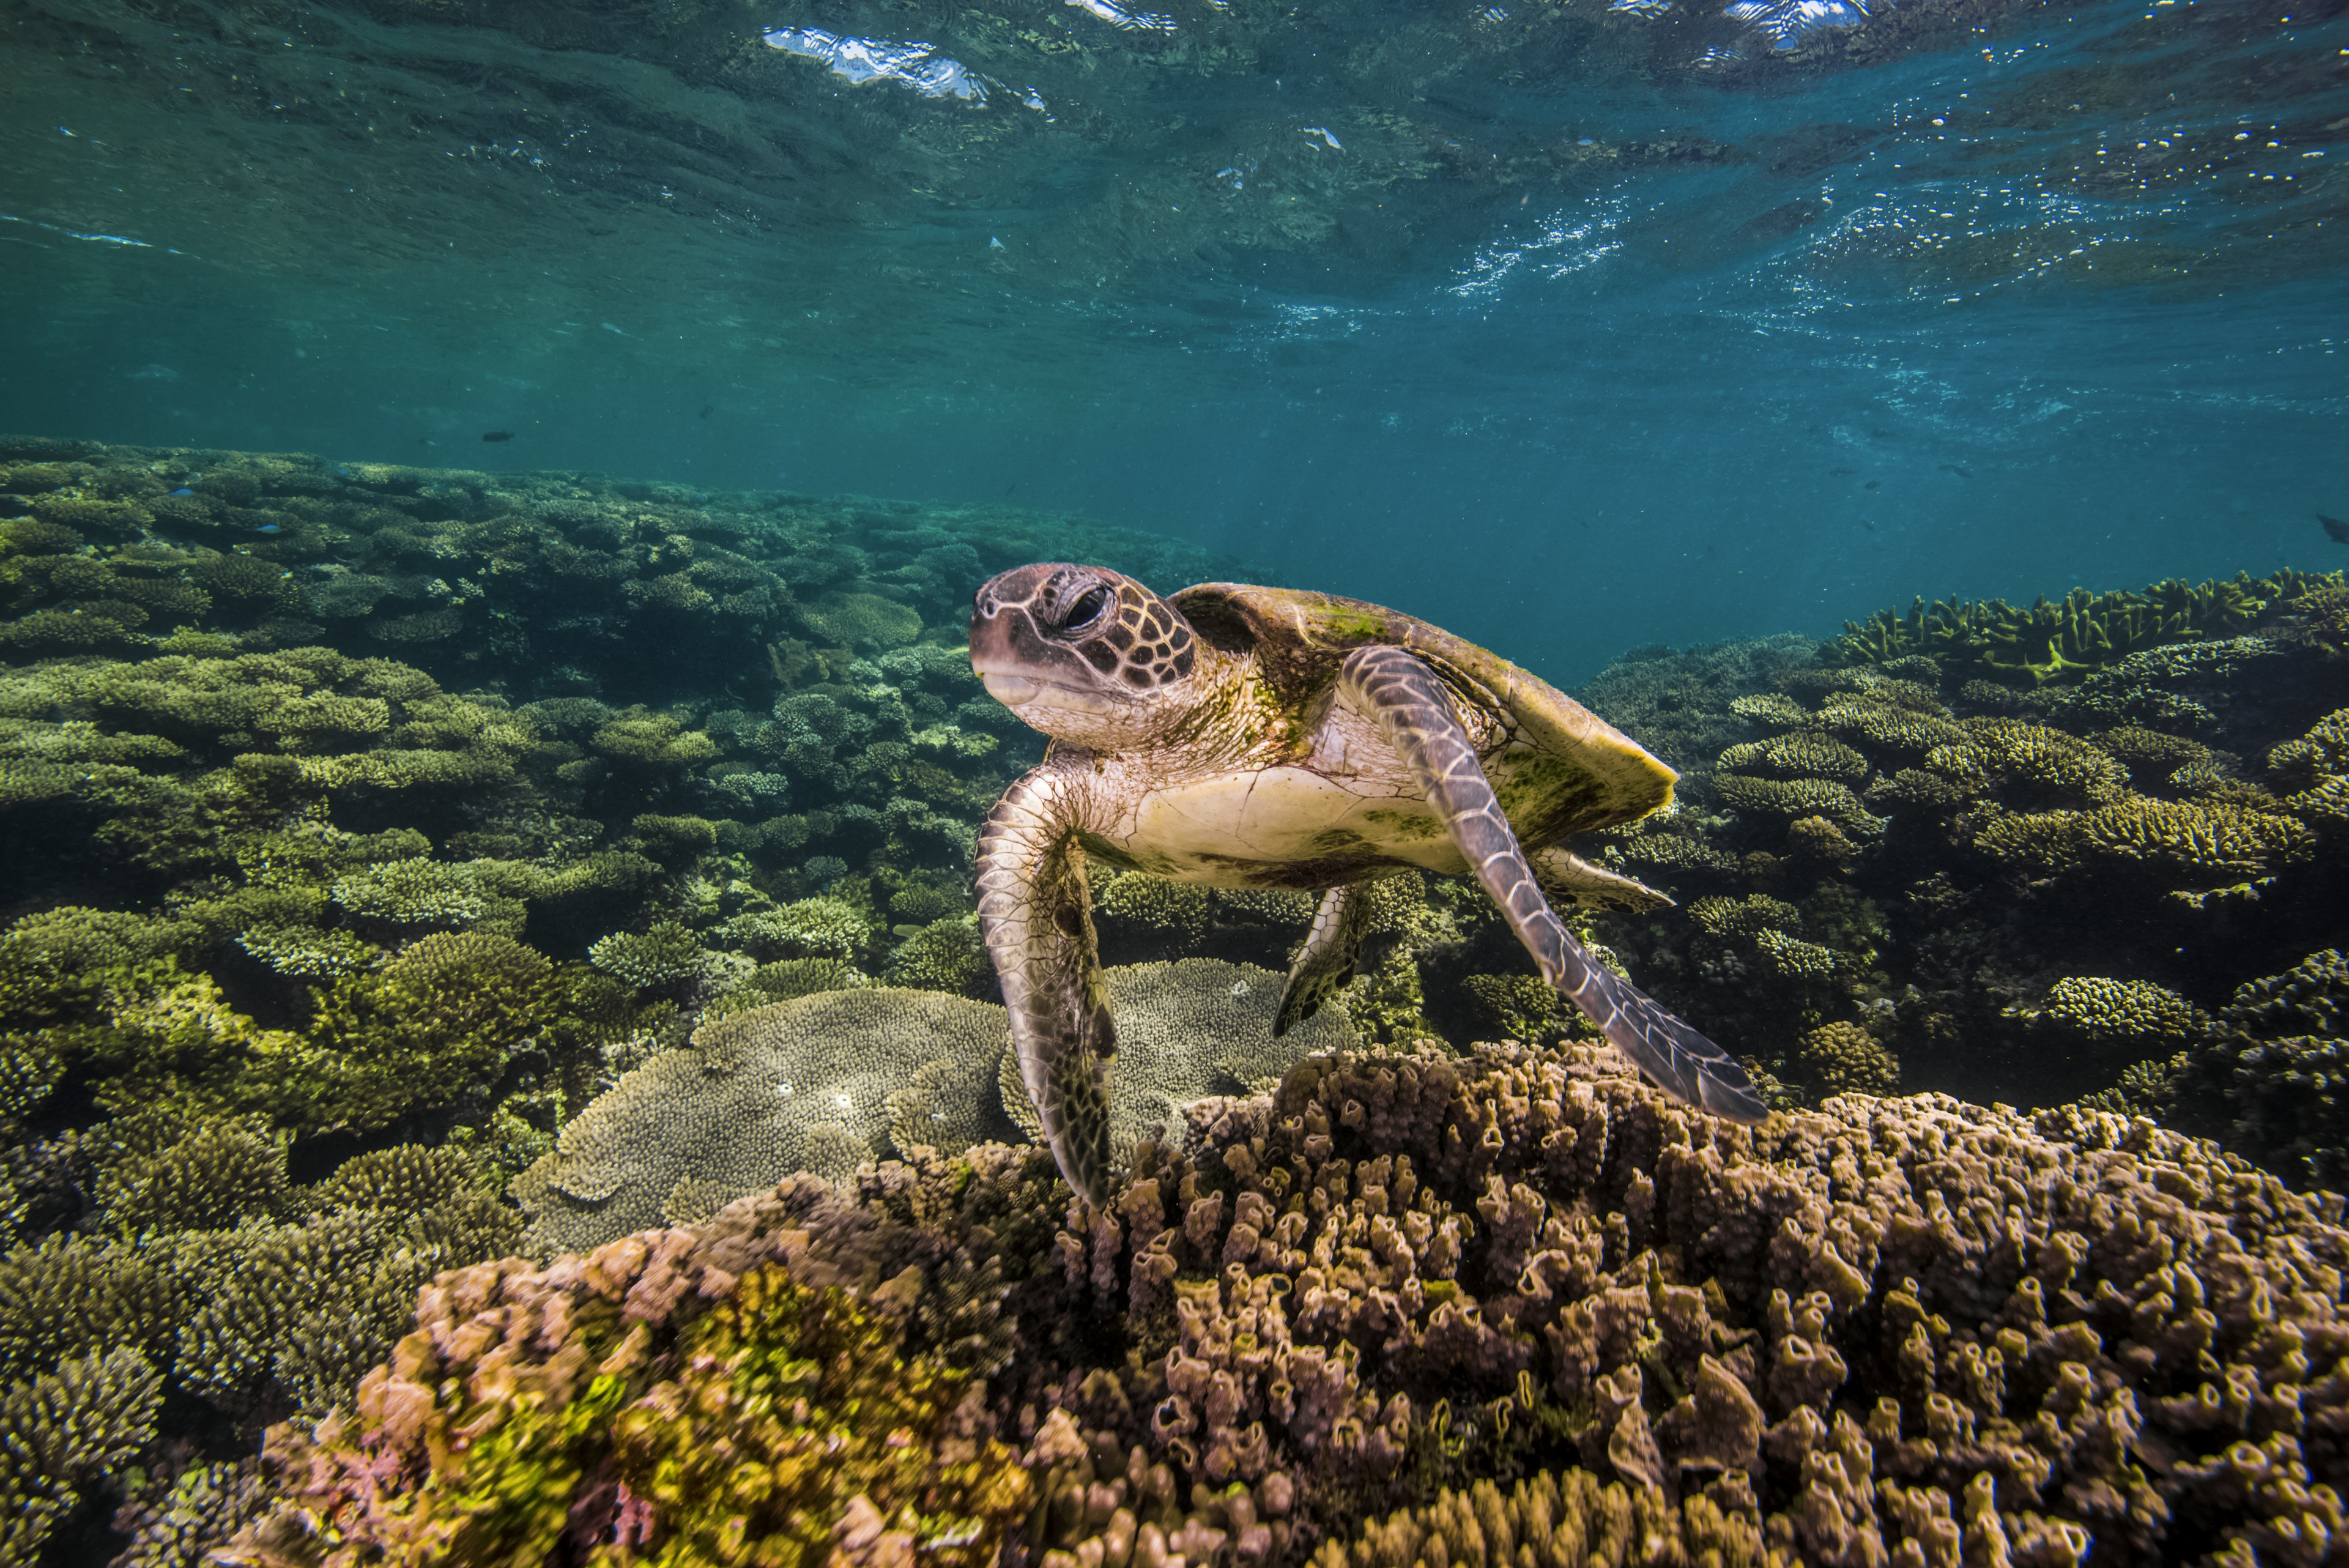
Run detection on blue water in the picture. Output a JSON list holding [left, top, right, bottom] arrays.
[[4, 0, 2343, 678]]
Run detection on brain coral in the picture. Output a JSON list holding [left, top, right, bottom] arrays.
[[514, 987, 1018, 1255], [999, 959, 1359, 1156], [240, 1038, 2349, 1568], [523, 960, 1354, 1255]]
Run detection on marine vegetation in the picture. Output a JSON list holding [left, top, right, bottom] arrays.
[[229, 1041, 2349, 1568]]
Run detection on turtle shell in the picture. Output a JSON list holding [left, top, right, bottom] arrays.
[[1170, 581, 1675, 840]]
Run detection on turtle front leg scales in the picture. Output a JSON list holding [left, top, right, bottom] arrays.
[[974, 762, 1119, 1204], [1335, 645, 1767, 1124]]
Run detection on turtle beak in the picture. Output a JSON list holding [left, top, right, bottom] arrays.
[[979, 671, 1042, 705]]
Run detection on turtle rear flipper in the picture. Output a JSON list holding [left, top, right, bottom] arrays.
[[975, 763, 1117, 1204], [1532, 847, 1672, 912], [1275, 881, 1378, 1036], [1336, 645, 1766, 1124]]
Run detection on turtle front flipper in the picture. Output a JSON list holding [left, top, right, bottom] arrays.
[[976, 763, 1116, 1204], [1336, 646, 1767, 1124], [1275, 882, 1378, 1036]]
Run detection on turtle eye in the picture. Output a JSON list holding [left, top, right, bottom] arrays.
[[1061, 585, 1111, 633]]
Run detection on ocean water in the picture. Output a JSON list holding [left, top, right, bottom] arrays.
[[6, 0, 2349, 1563], [6, 0, 2343, 678]]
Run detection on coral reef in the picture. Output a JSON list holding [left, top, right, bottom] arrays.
[[2176, 951, 2349, 1189], [1573, 613, 2349, 1117], [9, 444, 2349, 1562], [1827, 570, 2340, 686], [0, 439, 1241, 1559], [234, 1040, 2349, 1568]]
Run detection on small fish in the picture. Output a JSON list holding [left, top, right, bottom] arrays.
[[1003, 483, 1017, 497], [1865, 480, 1882, 491], [168, 486, 195, 496], [1828, 467, 1856, 478], [1861, 519, 1878, 532], [1940, 463, 1975, 478], [697, 404, 713, 419], [251, 523, 283, 535], [481, 430, 515, 443], [2322, 513, 2349, 545]]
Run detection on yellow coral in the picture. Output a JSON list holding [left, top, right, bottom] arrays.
[[1797, 1020, 1900, 1095], [2012, 976, 2205, 1047]]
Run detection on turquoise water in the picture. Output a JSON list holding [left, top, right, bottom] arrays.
[[6, 0, 2343, 678]]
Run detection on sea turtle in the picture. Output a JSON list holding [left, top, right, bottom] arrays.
[[969, 563, 1764, 1203]]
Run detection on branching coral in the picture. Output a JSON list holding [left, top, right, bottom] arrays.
[[1827, 571, 2329, 685], [2009, 976, 2207, 1050], [1, 1345, 165, 1564], [587, 921, 707, 990], [1713, 773, 1883, 838], [1795, 1020, 1899, 1095], [255, 932, 558, 1133]]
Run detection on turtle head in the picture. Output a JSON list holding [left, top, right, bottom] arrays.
[[970, 563, 1201, 748]]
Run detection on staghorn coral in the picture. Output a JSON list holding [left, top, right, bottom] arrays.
[[1827, 571, 2326, 685], [1713, 773, 1883, 838], [1, 1345, 165, 1564], [745, 955, 875, 1000], [587, 921, 707, 990], [1924, 718, 2131, 809], [2009, 976, 2208, 1050], [2073, 795, 2312, 890], [327, 857, 487, 929], [1715, 731, 1868, 784], [251, 932, 560, 1134], [884, 913, 992, 995]]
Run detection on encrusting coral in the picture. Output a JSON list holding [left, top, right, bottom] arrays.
[[229, 1039, 2349, 1568]]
